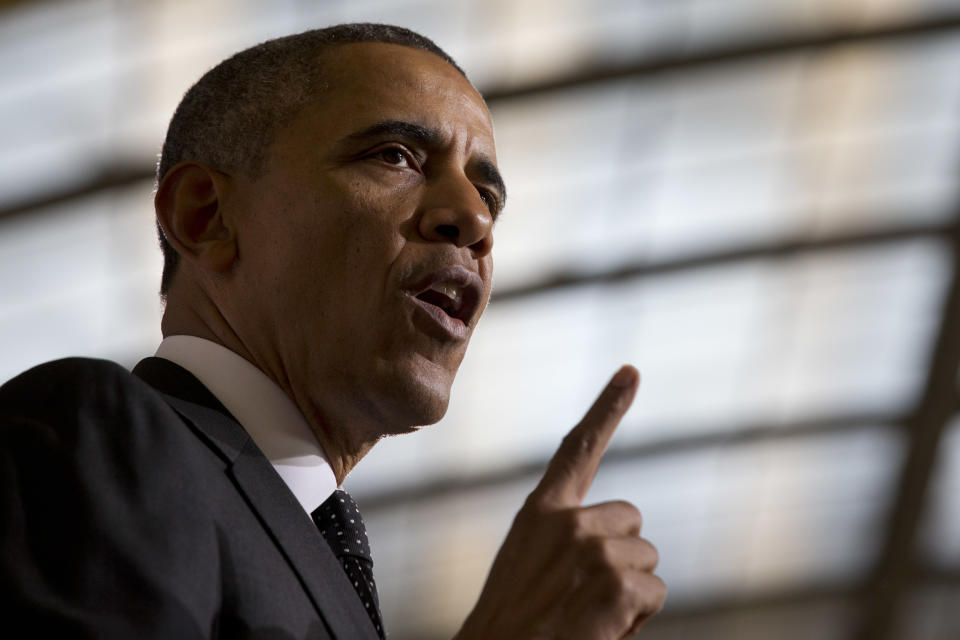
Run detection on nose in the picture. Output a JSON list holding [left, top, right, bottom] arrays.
[[417, 171, 494, 258]]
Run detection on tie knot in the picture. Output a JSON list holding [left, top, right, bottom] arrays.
[[312, 489, 371, 561]]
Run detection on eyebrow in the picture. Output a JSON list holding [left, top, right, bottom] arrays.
[[344, 119, 444, 148], [343, 119, 507, 210]]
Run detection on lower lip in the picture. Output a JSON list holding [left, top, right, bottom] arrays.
[[407, 294, 469, 342]]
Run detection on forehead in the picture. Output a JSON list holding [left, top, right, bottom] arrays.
[[281, 42, 496, 160]]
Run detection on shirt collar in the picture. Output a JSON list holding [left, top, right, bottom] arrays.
[[155, 335, 337, 514]]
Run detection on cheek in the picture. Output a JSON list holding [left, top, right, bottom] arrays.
[[334, 190, 409, 273], [336, 216, 406, 279], [478, 255, 494, 311], [482, 253, 493, 282]]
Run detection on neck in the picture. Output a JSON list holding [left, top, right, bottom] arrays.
[[161, 285, 384, 485]]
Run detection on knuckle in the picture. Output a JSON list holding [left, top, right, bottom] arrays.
[[560, 430, 593, 461], [616, 574, 665, 625], [612, 500, 643, 529], [557, 508, 588, 540], [650, 574, 668, 611], [643, 539, 660, 569], [600, 539, 620, 568], [582, 536, 619, 571], [612, 499, 641, 516], [581, 535, 605, 560], [610, 573, 636, 614], [594, 561, 628, 595], [601, 391, 630, 420]]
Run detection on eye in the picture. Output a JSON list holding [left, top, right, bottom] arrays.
[[370, 145, 415, 169], [477, 188, 499, 216]]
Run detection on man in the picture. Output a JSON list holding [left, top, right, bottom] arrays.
[[0, 24, 665, 639]]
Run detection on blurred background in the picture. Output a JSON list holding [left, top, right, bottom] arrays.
[[2, 0, 959, 638]]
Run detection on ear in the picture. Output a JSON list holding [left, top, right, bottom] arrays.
[[155, 161, 238, 276]]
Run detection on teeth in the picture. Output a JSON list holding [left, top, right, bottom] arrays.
[[431, 283, 462, 309]]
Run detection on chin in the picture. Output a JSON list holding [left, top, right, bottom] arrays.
[[376, 357, 456, 431], [398, 376, 453, 427]]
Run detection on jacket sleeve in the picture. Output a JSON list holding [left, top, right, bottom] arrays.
[[0, 359, 216, 639]]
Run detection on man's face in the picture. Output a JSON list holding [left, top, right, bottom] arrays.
[[226, 43, 503, 436]]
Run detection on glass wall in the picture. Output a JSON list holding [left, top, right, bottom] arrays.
[[2, 1, 959, 637]]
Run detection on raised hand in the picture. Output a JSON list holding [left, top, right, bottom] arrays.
[[455, 366, 666, 640]]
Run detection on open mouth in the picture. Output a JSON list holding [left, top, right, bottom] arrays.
[[414, 282, 475, 323], [405, 265, 484, 335]]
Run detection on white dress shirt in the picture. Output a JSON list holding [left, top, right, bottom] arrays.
[[155, 335, 337, 516]]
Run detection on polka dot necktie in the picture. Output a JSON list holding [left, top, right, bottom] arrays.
[[312, 490, 385, 638]]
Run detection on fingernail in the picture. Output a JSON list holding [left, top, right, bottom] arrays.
[[611, 366, 636, 388]]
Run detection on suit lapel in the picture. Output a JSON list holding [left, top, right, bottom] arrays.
[[229, 440, 379, 639], [132, 357, 380, 640]]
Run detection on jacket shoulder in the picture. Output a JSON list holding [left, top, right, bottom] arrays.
[[0, 358, 230, 635], [0, 357, 170, 440]]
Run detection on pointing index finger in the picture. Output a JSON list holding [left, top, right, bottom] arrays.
[[531, 365, 640, 508]]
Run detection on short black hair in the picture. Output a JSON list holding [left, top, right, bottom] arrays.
[[155, 23, 466, 297]]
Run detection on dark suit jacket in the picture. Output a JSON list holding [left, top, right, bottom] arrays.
[[0, 357, 380, 639]]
